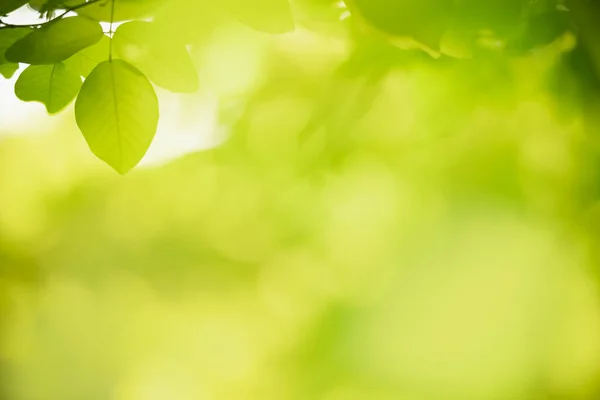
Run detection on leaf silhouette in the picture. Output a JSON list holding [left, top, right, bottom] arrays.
[[63, 34, 111, 77], [0, 27, 32, 64], [0, 63, 18, 78], [0, 0, 28, 16], [6, 16, 103, 64], [15, 63, 82, 114], [75, 60, 159, 174], [113, 21, 199, 93]]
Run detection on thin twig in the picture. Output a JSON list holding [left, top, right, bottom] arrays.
[[0, 0, 106, 29], [108, 0, 115, 61]]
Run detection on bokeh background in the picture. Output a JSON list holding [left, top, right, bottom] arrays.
[[3, 1, 600, 399]]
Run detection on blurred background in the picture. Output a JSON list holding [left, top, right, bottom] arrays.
[[3, 1, 600, 399]]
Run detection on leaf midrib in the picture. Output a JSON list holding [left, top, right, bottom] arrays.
[[109, 61, 123, 170]]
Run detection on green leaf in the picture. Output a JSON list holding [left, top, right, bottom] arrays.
[[507, 10, 571, 54], [63, 34, 110, 77], [0, 27, 32, 64], [0, 0, 28, 15], [453, 0, 525, 36], [0, 63, 18, 78], [222, 0, 295, 33], [15, 63, 82, 114], [348, 0, 454, 50], [113, 21, 199, 93], [76, 0, 166, 22], [5, 16, 103, 64], [75, 60, 159, 174]]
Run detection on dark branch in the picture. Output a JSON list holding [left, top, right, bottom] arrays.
[[0, 0, 106, 29]]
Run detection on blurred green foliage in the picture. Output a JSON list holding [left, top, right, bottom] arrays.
[[2, 0, 600, 399]]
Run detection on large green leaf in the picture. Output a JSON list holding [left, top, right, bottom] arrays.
[[76, 0, 166, 22], [15, 63, 82, 114], [0, 27, 33, 64], [0, 63, 18, 78], [63, 34, 111, 77], [75, 60, 159, 174], [113, 21, 198, 93], [5, 16, 103, 64], [0, 0, 28, 15], [222, 0, 295, 33]]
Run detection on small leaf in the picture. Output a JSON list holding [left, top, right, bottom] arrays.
[[0, 63, 18, 78], [15, 63, 82, 114], [0, 0, 28, 15], [113, 21, 199, 93], [6, 16, 103, 64], [63, 34, 110, 77], [0, 27, 32, 64], [75, 60, 159, 174], [222, 0, 295, 33]]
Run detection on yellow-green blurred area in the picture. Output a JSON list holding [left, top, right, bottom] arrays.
[[4, 2, 600, 399]]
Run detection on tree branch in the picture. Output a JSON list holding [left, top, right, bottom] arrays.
[[0, 0, 106, 29]]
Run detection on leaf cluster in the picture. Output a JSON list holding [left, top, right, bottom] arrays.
[[0, 0, 596, 173]]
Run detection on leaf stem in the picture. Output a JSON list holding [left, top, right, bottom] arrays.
[[0, 0, 106, 29], [108, 0, 115, 61]]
